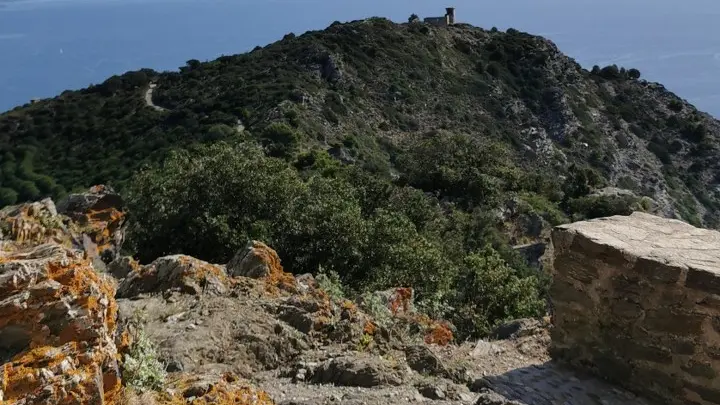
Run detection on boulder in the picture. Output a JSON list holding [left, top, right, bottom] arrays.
[[56, 184, 126, 263], [304, 356, 404, 387], [0, 243, 121, 404], [474, 390, 525, 405], [227, 241, 297, 292], [0, 198, 68, 247], [490, 318, 547, 340], [228, 240, 284, 279], [117, 255, 228, 298], [404, 345, 448, 377], [106, 255, 141, 280]]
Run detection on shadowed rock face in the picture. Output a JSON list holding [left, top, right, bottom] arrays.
[[551, 211, 720, 405]]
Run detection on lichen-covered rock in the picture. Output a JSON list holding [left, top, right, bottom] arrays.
[[106, 256, 141, 280], [0, 243, 120, 404], [56, 184, 126, 264], [228, 241, 280, 277], [117, 255, 228, 298], [123, 372, 274, 405], [0, 198, 68, 248], [227, 241, 297, 293]]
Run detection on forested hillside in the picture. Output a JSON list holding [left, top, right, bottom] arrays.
[[2, 16, 720, 337]]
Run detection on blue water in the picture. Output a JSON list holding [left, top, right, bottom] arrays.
[[2, 0, 720, 117]]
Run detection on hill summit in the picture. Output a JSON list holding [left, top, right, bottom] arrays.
[[1, 17, 720, 229]]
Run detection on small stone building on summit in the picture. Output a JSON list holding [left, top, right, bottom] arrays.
[[424, 7, 456, 26]]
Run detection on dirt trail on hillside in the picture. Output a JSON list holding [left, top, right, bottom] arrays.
[[145, 82, 167, 111]]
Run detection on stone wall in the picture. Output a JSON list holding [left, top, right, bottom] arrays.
[[423, 16, 448, 26], [550, 212, 720, 405]]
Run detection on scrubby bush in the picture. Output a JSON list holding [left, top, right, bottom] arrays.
[[316, 268, 346, 300], [122, 329, 166, 392], [448, 245, 546, 339], [567, 194, 640, 221]]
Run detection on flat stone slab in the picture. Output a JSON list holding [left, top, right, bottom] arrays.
[[554, 212, 720, 274], [484, 362, 658, 405]]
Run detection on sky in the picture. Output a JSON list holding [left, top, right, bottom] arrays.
[[2, 0, 720, 116]]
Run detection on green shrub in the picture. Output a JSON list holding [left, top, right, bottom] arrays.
[[261, 122, 302, 157], [316, 267, 346, 301], [0, 187, 18, 207], [125, 141, 549, 340], [448, 246, 545, 339], [667, 99, 683, 112], [568, 194, 639, 221], [122, 328, 166, 392]]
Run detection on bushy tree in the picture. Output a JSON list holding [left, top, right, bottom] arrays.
[[275, 176, 367, 276], [448, 246, 545, 339], [126, 142, 304, 262], [396, 131, 517, 208]]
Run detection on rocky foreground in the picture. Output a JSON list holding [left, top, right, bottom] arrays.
[[1, 186, 659, 405]]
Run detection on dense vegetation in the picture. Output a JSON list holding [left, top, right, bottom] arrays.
[[3, 16, 720, 338], [126, 140, 547, 338]]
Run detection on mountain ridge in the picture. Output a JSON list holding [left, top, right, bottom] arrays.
[[0, 17, 720, 234]]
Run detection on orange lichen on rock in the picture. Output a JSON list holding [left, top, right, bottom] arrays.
[[152, 373, 275, 405], [0, 199, 68, 247], [389, 287, 413, 315], [423, 321, 453, 346], [377, 288, 454, 346], [0, 243, 121, 404], [226, 241, 298, 294], [117, 255, 229, 298], [363, 321, 377, 336], [58, 185, 126, 262]]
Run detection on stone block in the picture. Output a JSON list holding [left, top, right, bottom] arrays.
[[554, 253, 599, 284], [687, 267, 720, 296], [684, 381, 720, 404], [643, 309, 705, 337], [549, 279, 595, 309], [550, 212, 720, 405], [633, 257, 683, 284]]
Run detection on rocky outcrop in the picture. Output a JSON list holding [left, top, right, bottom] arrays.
[[117, 254, 229, 297], [0, 188, 274, 405], [56, 184, 126, 264], [0, 243, 121, 404], [227, 240, 284, 280], [153, 372, 275, 404], [551, 211, 720, 405], [0, 198, 68, 247], [404, 345, 448, 377], [5, 190, 682, 405]]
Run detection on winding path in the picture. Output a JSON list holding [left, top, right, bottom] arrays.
[[144, 83, 167, 112]]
